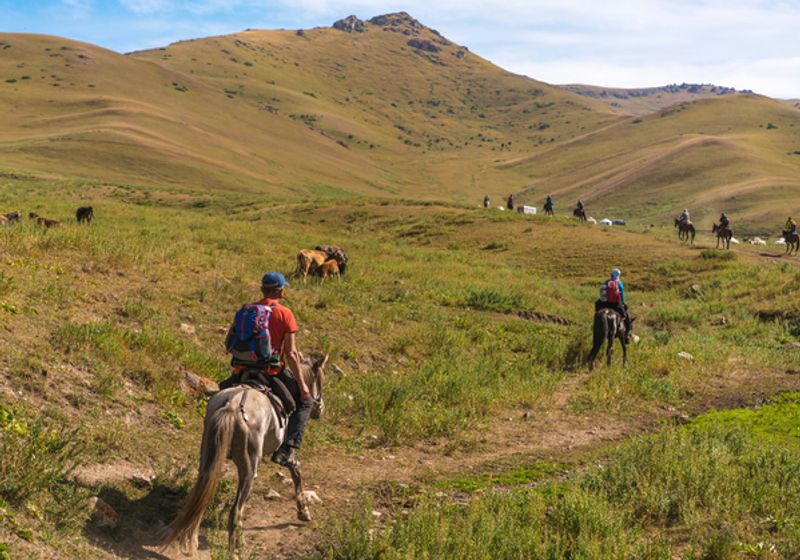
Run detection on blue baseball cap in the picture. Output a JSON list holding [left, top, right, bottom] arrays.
[[261, 272, 289, 289]]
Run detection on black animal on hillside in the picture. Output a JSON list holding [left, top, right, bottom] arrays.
[[76, 206, 94, 224], [587, 308, 635, 370]]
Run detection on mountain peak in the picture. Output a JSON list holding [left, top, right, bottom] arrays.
[[332, 12, 428, 34]]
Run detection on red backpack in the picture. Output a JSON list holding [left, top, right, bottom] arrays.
[[606, 280, 621, 303]]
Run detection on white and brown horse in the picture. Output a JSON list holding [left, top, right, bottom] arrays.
[[161, 353, 327, 556]]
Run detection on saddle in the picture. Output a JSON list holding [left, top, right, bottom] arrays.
[[238, 369, 296, 425]]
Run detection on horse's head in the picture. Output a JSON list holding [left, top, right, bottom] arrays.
[[712, 223, 718, 233], [301, 353, 328, 419], [674, 218, 679, 227]]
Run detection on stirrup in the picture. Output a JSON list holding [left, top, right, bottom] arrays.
[[271, 449, 298, 468]]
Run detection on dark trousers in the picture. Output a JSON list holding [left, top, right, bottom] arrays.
[[273, 368, 313, 451], [217, 368, 313, 450]]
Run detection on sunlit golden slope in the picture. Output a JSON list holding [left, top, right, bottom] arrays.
[[510, 94, 800, 227], [1, 14, 799, 221], [0, 16, 618, 201]]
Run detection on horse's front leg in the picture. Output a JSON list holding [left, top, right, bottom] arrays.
[[621, 338, 628, 367], [288, 462, 311, 522]]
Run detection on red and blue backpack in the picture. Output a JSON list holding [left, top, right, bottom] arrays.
[[606, 280, 621, 303], [226, 304, 281, 368]]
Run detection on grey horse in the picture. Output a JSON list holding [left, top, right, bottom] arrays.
[[161, 353, 327, 556]]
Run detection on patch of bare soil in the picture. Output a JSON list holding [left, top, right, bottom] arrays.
[[87, 366, 800, 560]]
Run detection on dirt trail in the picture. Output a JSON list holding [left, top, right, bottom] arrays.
[[74, 364, 799, 560]]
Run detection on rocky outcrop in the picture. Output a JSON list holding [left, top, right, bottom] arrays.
[[407, 38, 440, 53], [369, 12, 423, 30], [333, 15, 366, 33]]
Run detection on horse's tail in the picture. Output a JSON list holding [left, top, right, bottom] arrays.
[[161, 397, 237, 553]]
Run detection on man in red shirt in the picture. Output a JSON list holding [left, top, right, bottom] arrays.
[[219, 272, 312, 468]]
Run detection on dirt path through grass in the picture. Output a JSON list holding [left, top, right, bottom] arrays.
[[87, 365, 800, 560]]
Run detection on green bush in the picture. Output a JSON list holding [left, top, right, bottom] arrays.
[[0, 405, 90, 531]]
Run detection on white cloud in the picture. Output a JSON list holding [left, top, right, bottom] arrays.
[[118, 0, 172, 15]]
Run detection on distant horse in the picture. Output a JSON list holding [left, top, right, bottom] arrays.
[[544, 202, 554, 216], [4, 212, 20, 224], [161, 354, 327, 557], [76, 206, 93, 224], [712, 223, 733, 250], [783, 232, 800, 255], [674, 218, 695, 244], [587, 308, 634, 371], [573, 208, 587, 221], [28, 212, 61, 228]]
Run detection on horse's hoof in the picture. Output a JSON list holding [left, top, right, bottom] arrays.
[[298, 508, 311, 522]]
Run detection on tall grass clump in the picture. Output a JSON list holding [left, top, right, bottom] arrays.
[[0, 405, 90, 531]]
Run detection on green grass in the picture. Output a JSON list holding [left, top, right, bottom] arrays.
[[1, 176, 799, 557], [315, 395, 800, 559]]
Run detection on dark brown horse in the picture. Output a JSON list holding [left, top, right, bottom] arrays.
[[573, 208, 587, 221], [587, 308, 634, 371], [712, 223, 733, 250], [544, 202, 554, 216], [783, 232, 800, 255], [674, 218, 695, 244]]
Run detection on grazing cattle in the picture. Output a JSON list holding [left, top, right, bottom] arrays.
[[4, 212, 20, 224], [315, 244, 348, 274], [317, 259, 340, 282], [297, 249, 328, 282], [28, 212, 61, 228], [76, 206, 94, 224]]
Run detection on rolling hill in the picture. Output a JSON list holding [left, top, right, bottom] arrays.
[[560, 82, 751, 116], [1, 12, 799, 223]]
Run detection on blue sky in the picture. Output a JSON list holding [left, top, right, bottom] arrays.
[[1, 0, 798, 98]]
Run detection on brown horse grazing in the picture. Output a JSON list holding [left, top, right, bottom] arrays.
[[544, 202, 554, 216], [783, 232, 800, 255], [674, 218, 695, 244], [712, 223, 733, 250], [587, 308, 634, 371], [573, 208, 587, 221], [161, 354, 327, 557]]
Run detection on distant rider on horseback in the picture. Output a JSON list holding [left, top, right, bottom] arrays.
[[719, 212, 730, 229], [595, 268, 630, 332], [679, 208, 690, 225], [507, 193, 515, 210], [483, 195, 490, 209], [577, 199, 585, 212], [784, 216, 798, 237], [219, 272, 313, 468]]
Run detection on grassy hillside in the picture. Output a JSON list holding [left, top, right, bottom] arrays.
[[561, 82, 749, 116], [510, 94, 800, 229], [0, 33, 392, 198], [1, 171, 800, 558], [2, 15, 800, 223]]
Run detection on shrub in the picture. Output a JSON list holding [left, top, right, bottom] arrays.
[[0, 405, 90, 531]]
